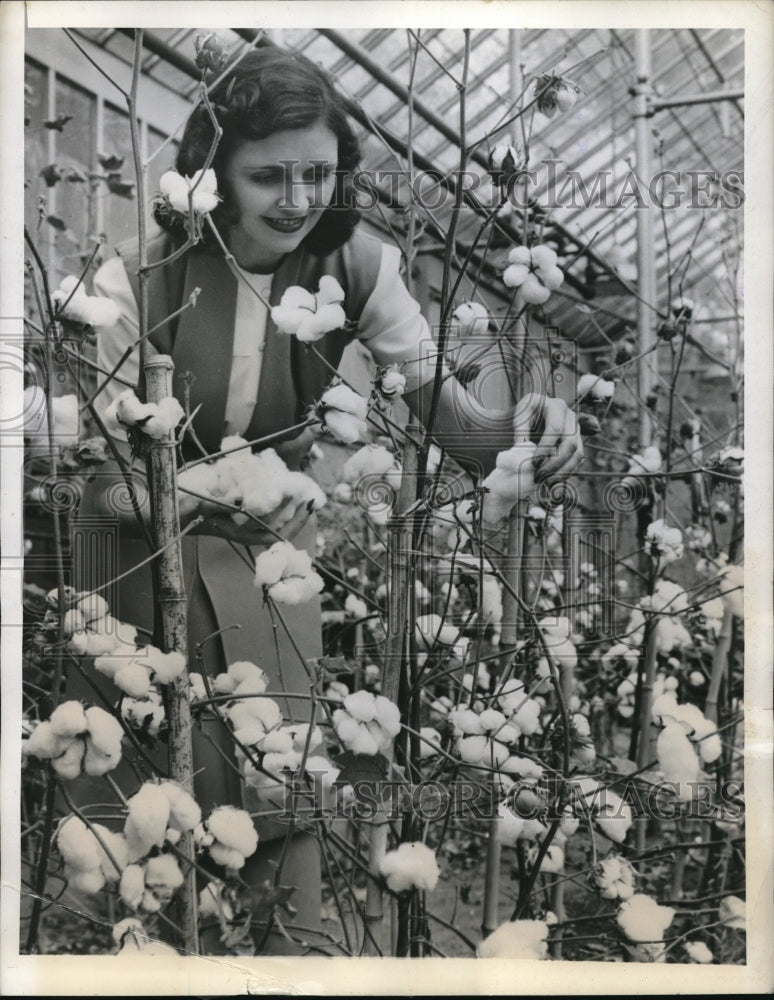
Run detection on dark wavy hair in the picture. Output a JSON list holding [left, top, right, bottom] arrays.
[[155, 47, 362, 255]]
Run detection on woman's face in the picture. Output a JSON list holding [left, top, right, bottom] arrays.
[[222, 122, 339, 271]]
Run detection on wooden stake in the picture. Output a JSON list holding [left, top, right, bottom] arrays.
[[144, 355, 199, 955]]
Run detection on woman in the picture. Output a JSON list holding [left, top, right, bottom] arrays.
[[75, 46, 583, 953]]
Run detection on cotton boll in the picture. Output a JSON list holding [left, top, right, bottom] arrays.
[[449, 708, 484, 736], [124, 784, 171, 862], [477, 919, 548, 959], [348, 724, 381, 756], [64, 864, 105, 895], [198, 881, 235, 922], [684, 940, 713, 963], [113, 661, 153, 699], [616, 893, 675, 943], [241, 696, 283, 732], [479, 708, 507, 733], [284, 722, 323, 753], [213, 673, 237, 695], [718, 895, 746, 930], [531, 844, 564, 873], [577, 372, 615, 401], [62, 608, 87, 636], [657, 723, 701, 800], [501, 756, 543, 783], [144, 854, 184, 904], [84, 706, 123, 755], [27, 720, 72, 760], [118, 865, 145, 910], [269, 573, 324, 605], [206, 806, 259, 859], [159, 781, 201, 832], [535, 264, 564, 291], [49, 701, 88, 739], [208, 842, 249, 870], [344, 594, 368, 619], [595, 789, 633, 842], [144, 647, 186, 684], [323, 408, 364, 444], [342, 444, 395, 484], [93, 825, 129, 882], [56, 815, 102, 872], [419, 728, 442, 759], [517, 274, 551, 305], [503, 262, 530, 288], [457, 735, 489, 765], [379, 841, 440, 893], [51, 738, 86, 780], [259, 729, 295, 755], [373, 696, 401, 737]]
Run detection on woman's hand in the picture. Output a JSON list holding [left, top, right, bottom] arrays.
[[515, 393, 584, 481], [189, 496, 315, 548]]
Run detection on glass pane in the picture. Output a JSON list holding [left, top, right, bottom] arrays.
[[101, 102, 138, 253], [52, 76, 96, 285]]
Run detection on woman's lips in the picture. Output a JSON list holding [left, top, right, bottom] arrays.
[[263, 216, 308, 234]]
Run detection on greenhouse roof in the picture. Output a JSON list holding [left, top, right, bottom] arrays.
[[67, 26, 744, 349]]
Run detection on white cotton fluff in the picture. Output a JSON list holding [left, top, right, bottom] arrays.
[[657, 723, 701, 800], [144, 853, 184, 904], [684, 940, 714, 963], [90, 825, 129, 883], [719, 562, 744, 620], [254, 540, 324, 606], [577, 372, 615, 401], [501, 756, 544, 783], [124, 783, 171, 862], [113, 661, 153, 699], [594, 788, 633, 843], [119, 864, 146, 910], [318, 384, 368, 443], [645, 519, 684, 565], [51, 738, 86, 780], [201, 806, 259, 868], [379, 841, 440, 893], [476, 919, 548, 959], [416, 613, 459, 648], [496, 802, 547, 845], [137, 646, 186, 684], [344, 593, 368, 619], [52, 275, 122, 328], [593, 856, 636, 900], [616, 893, 675, 943], [272, 278, 346, 342], [452, 300, 489, 338], [483, 442, 537, 510], [77, 593, 110, 626], [56, 815, 102, 872], [158, 781, 201, 832], [49, 701, 88, 739], [419, 727, 442, 759], [122, 692, 165, 737], [718, 895, 746, 930], [142, 396, 186, 440], [160, 167, 219, 214], [531, 843, 564, 874], [342, 444, 395, 484], [26, 720, 72, 760]]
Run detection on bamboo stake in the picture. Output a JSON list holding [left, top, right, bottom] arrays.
[[706, 607, 734, 725], [635, 619, 659, 851], [364, 423, 422, 956], [144, 355, 198, 954]]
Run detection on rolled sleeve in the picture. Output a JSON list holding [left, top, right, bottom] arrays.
[[356, 243, 447, 394]]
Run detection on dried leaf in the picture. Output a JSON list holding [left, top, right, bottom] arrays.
[[40, 164, 62, 187], [106, 173, 135, 199], [43, 114, 73, 131], [98, 153, 124, 171], [45, 214, 67, 231]]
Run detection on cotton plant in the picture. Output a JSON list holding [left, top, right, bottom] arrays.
[[379, 841, 440, 893], [645, 519, 684, 566], [51, 274, 122, 328], [481, 440, 538, 521], [477, 918, 549, 959], [616, 893, 675, 944], [119, 853, 185, 913], [194, 805, 259, 870], [158, 167, 220, 230], [26, 702, 124, 779], [315, 383, 369, 444], [55, 815, 128, 894], [501, 244, 565, 305], [103, 388, 185, 441], [271, 276, 347, 342], [93, 643, 187, 699], [332, 690, 401, 756], [177, 437, 326, 524], [577, 372, 616, 402], [121, 781, 201, 863], [592, 855, 637, 900], [23, 389, 81, 448], [254, 539, 325, 605]]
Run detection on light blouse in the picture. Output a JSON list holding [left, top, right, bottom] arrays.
[[92, 237, 440, 434]]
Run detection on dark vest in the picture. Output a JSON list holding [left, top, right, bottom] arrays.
[[119, 229, 383, 464]]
